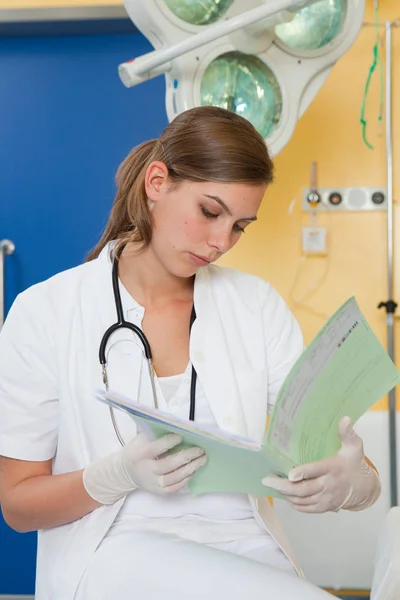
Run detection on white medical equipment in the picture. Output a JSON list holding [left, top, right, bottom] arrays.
[[118, 0, 365, 156], [371, 507, 400, 600]]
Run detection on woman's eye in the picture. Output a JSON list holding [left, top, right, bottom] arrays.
[[201, 206, 219, 219], [201, 206, 245, 233]]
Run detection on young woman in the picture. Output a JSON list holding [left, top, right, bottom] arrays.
[[0, 106, 380, 599]]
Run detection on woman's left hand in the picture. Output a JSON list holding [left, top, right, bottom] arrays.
[[261, 416, 381, 513]]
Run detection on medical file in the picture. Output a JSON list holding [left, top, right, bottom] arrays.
[[97, 297, 400, 497]]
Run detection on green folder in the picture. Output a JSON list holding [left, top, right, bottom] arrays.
[[97, 297, 400, 497]]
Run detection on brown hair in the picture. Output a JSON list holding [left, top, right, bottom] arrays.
[[87, 106, 274, 261]]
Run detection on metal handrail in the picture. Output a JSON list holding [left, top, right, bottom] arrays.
[[0, 239, 15, 328]]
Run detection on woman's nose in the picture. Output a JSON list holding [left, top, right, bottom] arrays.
[[208, 226, 232, 254]]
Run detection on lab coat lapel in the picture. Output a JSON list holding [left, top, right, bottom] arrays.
[[89, 249, 146, 445], [191, 266, 248, 438], [94, 253, 143, 400]]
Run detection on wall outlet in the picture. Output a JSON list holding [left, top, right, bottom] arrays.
[[302, 186, 387, 212], [302, 226, 327, 254]]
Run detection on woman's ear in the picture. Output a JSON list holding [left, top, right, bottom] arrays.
[[144, 161, 169, 203]]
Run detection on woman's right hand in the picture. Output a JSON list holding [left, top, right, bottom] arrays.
[[83, 433, 207, 505]]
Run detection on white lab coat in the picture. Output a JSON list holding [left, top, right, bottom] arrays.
[[0, 242, 304, 599]]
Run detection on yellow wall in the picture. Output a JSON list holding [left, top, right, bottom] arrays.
[[219, 1, 400, 410]]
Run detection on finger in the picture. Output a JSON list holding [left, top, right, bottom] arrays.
[[283, 490, 325, 506], [338, 416, 353, 441], [338, 417, 364, 456], [161, 475, 192, 495], [147, 434, 183, 458], [291, 501, 331, 514], [289, 458, 334, 482], [261, 475, 299, 495], [155, 447, 206, 475], [262, 475, 324, 498], [159, 455, 208, 488], [282, 479, 325, 499]]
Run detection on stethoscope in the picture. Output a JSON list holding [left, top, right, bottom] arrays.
[[99, 254, 197, 446]]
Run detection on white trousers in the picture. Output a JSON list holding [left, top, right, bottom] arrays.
[[75, 528, 332, 599]]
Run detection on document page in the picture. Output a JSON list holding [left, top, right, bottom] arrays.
[[97, 297, 400, 494], [96, 389, 280, 496], [265, 297, 400, 471]]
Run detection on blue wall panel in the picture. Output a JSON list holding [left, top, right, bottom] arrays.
[[0, 31, 167, 595]]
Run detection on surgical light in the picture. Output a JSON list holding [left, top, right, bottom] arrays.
[[121, 0, 365, 155], [200, 51, 282, 138], [164, 0, 234, 26], [275, 0, 347, 51]]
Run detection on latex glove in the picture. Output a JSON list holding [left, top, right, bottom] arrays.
[[83, 433, 207, 505], [262, 417, 381, 513]]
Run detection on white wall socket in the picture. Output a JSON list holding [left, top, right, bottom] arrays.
[[302, 186, 387, 212], [302, 226, 327, 254]]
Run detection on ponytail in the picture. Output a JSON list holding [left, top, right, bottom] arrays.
[[86, 139, 159, 261]]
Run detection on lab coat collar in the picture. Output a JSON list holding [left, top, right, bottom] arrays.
[[92, 243, 146, 445], [96, 243, 249, 439], [97, 241, 142, 314], [192, 265, 249, 438]]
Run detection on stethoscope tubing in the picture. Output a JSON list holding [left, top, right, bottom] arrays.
[[99, 252, 197, 445]]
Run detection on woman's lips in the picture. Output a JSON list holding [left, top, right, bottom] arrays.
[[188, 253, 212, 267]]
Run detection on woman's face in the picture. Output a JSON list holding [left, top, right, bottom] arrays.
[[145, 161, 267, 278]]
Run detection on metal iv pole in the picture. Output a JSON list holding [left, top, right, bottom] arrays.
[[378, 21, 398, 508]]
